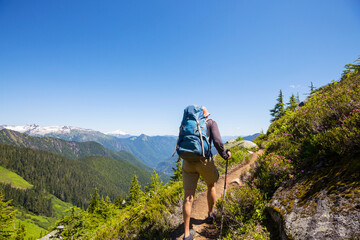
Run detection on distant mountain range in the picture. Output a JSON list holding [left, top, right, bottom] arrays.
[[0, 125, 259, 173]]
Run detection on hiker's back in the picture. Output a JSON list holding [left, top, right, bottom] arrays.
[[176, 105, 211, 162]]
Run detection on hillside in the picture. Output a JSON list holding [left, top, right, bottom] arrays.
[[0, 143, 152, 207], [0, 126, 179, 172], [0, 166, 73, 239], [249, 64, 360, 239], [118, 134, 178, 168], [0, 129, 149, 170]]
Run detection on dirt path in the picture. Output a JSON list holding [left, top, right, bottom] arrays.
[[173, 150, 263, 240]]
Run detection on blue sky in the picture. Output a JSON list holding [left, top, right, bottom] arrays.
[[1, 0, 359, 136]]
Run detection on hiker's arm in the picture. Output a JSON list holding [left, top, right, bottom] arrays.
[[210, 121, 230, 160]]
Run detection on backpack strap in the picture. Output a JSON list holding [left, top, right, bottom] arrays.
[[172, 123, 183, 157], [197, 120, 205, 158]]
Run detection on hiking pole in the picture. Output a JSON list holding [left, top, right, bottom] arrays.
[[219, 150, 230, 239]]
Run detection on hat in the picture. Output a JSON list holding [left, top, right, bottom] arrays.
[[203, 107, 210, 117]]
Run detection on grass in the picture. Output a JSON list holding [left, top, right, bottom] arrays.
[[13, 194, 73, 239], [0, 166, 33, 189]]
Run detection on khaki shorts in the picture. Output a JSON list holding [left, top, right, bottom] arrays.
[[182, 158, 219, 191]]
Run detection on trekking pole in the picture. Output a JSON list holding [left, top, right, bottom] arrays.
[[219, 150, 230, 239]]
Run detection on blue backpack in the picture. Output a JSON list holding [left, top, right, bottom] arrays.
[[175, 105, 211, 161]]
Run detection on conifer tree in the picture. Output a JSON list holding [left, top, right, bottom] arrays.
[[309, 82, 316, 95], [286, 94, 298, 112], [171, 158, 183, 182], [0, 189, 17, 238], [87, 188, 99, 213], [128, 174, 142, 204], [270, 89, 286, 122], [15, 223, 26, 240], [296, 92, 300, 104], [146, 170, 162, 195]]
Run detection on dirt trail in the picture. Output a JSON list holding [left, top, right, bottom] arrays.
[[173, 150, 263, 240]]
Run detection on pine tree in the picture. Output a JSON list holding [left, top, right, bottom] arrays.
[[286, 94, 298, 112], [15, 223, 26, 240], [0, 188, 17, 239], [171, 158, 183, 182], [296, 92, 300, 104], [309, 82, 316, 95], [87, 188, 99, 213], [270, 89, 286, 122], [146, 170, 162, 195], [128, 174, 142, 204]]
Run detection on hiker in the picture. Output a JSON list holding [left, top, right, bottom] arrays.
[[175, 105, 231, 240]]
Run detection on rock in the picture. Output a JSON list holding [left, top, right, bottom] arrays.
[[230, 178, 241, 185], [238, 140, 258, 149], [267, 160, 360, 240]]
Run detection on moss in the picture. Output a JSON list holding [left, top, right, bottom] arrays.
[[273, 206, 281, 213], [345, 193, 352, 199], [286, 200, 294, 213]]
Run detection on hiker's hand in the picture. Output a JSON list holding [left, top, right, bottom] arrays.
[[226, 150, 232, 159]]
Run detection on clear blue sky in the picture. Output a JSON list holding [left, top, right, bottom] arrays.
[[1, 0, 359, 136]]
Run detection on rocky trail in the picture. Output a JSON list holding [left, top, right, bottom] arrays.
[[172, 150, 264, 240]]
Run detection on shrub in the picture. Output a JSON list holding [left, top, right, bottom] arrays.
[[216, 185, 268, 239], [266, 72, 360, 167], [252, 153, 293, 197]]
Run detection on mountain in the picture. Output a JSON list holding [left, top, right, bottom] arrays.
[[0, 124, 126, 151], [0, 125, 259, 174], [117, 134, 178, 169], [242, 133, 260, 141], [106, 129, 132, 138], [0, 143, 152, 207], [0, 125, 177, 171], [0, 129, 149, 170]]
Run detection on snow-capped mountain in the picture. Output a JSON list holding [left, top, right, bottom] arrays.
[[0, 124, 98, 136], [106, 129, 132, 138]]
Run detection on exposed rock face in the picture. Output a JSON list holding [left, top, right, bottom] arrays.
[[268, 157, 360, 239], [224, 139, 258, 150], [238, 140, 258, 149]]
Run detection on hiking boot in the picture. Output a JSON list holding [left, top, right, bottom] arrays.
[[205, 210, 217, 224], [183, 229, 196, 240]]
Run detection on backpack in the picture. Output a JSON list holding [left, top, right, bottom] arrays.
[[175, 105, 211, 162]]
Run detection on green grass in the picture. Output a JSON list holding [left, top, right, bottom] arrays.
[[51, 194, 73, 218], [12, 193, 73, 239], [0, 166, 33, 189], [15, 212, 49, 240]]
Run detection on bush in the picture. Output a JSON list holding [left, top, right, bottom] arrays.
[[216, 185, 269, 239], [215, 145, 250, 175], [252, 153, 293, 197], [266, 73, 360, 167]]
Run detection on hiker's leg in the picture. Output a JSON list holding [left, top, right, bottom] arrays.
[[207, 182, 216, 215], [183, 189, 195, 238]]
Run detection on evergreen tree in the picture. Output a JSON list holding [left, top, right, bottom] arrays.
[[171, 158, 183, 182], [87, 188, 99, 213], [0, 188, 17, 239], [309, 82, 316, 95], [296, 92, 300, 104], [270, 89, 286, 122], [286, 94, 298, 112], [128, 174, 142, 204], [15, 223, 26, 240], [146, 170, 162, 195], [114, 196, 125, 208]]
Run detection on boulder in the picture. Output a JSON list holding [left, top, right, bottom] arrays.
[[268, 157, 360, 239], [238, 140, 258, 149]]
